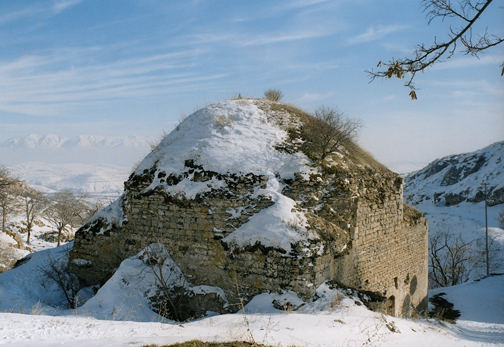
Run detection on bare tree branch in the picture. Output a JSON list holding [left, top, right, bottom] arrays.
[[367, 0, 503, 98]]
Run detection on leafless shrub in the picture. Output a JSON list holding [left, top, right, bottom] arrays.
[[20, 190, 46, 245], [135, 243, 205, 322], [38, 254, 84, 309], [322, 292, 346, 314], [233, 273, 256, 345], [149, 130, 169, 152], [144, 252, 185, 321], [214, 114, 233, 128], [284, 218, 302, 232], [429, 231, 480, 288], [264, 89, 283, 102], [300, 105, 362, 161]]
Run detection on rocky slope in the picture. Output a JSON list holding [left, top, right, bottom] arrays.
[[404, 141, 504, 207]]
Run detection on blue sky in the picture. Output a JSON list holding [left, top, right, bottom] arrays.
[[0, 0, 503, 169]]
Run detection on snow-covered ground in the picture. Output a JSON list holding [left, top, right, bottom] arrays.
[[1, 241, 503, 347]]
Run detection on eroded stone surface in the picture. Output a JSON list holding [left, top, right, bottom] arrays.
[[70, 100, 428, 318]]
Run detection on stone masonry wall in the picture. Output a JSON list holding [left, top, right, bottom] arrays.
[[70, 167, 427, 317], [71, 171, 349, 308], [331, 195, 428, 316], [281, 172, 428, 316]]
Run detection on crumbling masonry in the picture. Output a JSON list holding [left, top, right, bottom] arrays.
[[70, 161, 428, 317]]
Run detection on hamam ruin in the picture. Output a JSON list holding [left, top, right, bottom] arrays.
[[70, 99, 428, 318]]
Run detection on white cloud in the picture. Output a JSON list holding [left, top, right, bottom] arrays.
[[294, 91, 336, 104], [0, 6, 45, 25], [53, 0, 84, 14], [346, 24, 409, 45], [0, 47, 227, 117], [238, 30, 330, 46], [430, 54, 504, 70]]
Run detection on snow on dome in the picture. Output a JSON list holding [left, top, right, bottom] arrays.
[[133, 99, 313, 183]]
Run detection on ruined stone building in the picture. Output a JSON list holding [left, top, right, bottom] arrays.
[[70, 99, 428, 317]]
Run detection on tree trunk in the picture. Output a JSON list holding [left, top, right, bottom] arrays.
[[1, 206, 5, 231], [57, 226, 62, 247], [27, 224, 32, 245]]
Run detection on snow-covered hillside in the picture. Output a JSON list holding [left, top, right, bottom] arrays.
[[404, 141, 503, 207], [404, 141, 504, 280]]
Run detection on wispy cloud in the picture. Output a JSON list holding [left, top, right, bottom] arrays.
[[295, 91, 336, 104], [381, 43, 414, 55], [182, 27, 332, 47], [430, 54, 504, 70], [286, 0, 331, 8], [0, 46, 227, 117], [0, 5, 45, 25], [238, 29, 329, 46], [53, 0, 85, 14], [425, 79, 504, 98], [0, 1, 85, 26], [281, 61, 340, 72], [279, 0, 356, 11], [346, 24, 408, 45]]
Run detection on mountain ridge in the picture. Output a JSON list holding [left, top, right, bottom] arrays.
[[1, 134, 153, 149], [404, 141, 504, 207]]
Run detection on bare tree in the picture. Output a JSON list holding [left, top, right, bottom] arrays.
[[138, 243, 189, 321], [301, 105, 362, 161], [44, 190, 89, 246], [21, 190, 46, 245], [0, 166, 18, 231], [429, 231, 481, 287], [0, 166, 15, 189], [499, 208, 504, 229], [367, 0, 503, 99], [38, 253, 84, 309]]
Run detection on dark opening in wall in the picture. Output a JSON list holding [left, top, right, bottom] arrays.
[[386, 296, 395, 316]]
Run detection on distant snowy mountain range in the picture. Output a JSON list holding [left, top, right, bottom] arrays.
[[1, 133, 154, 167], [1, 134, 152, 149]]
